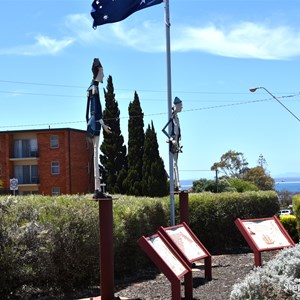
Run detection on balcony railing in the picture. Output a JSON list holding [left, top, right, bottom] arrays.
[[16, 177, 40, 185], [11, 151, 39, 159]]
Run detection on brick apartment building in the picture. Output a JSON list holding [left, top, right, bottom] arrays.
[[0, 128, 94, 195]]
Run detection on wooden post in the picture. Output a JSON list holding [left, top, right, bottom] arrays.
[[99, 198, 114, 300], [179, 191, 189, 225]]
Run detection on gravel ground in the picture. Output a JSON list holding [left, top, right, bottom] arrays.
[[111, 251, 277, 300]]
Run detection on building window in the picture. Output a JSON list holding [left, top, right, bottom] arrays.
[[14, 139, 38, 158], [14, 165, 39, 184], [51, 161, 60, 175], [52, 187, 60, 196], [50, 135, 59, 148]]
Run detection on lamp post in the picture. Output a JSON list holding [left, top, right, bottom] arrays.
[[249, 87, 300, 122]]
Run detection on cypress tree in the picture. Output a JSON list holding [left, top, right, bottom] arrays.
[[124, 91, 144, 196], [142, 122, 169, 197], [100, 75, 127, 194]]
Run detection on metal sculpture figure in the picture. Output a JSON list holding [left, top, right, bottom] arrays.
[[86, 58, 112, 199], [162, 96, 183, 191]]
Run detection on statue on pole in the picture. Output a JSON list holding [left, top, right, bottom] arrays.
[[162, 96, 183, 191], [86, 58, 112, 199]]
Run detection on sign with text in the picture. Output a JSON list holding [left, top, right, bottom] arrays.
[[141, 234, 189, 278], [138, 233, 192, 300], [235, 216, 295, 266], [158, 222, 212, 280], [159, 223, 208, 261]]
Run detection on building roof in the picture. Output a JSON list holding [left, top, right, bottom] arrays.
[[0, 127, 86, 134]]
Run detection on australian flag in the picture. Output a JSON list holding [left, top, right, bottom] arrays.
[[91, 0, 163, 28]]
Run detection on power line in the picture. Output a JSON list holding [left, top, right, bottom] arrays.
[[0, 97, 289, 129], [1, 79, 299, 96]]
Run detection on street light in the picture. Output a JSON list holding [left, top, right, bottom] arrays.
[[249, 86, 300, 122]]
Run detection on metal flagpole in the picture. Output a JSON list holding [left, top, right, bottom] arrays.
[[164, 0, 175, 225]]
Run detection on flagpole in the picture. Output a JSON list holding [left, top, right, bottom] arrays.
[[164, 0, 175, 226]]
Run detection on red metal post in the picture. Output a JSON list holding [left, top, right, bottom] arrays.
[[254, 251, 262, 267], [171, 280, 182, 300], [99, 199, 114, 300], [179, 191, 189, 225]]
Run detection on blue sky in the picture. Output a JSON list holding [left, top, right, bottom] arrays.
[[1, 0, 300, 180]]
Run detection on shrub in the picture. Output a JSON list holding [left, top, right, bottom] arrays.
[[227, 178, 259, 192], [0, 195, 100, 297], [230, 243, 300, 300], [279, 215, 299, 243]]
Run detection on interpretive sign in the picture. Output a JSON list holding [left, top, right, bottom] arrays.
[[138, 233, 192, 300], [235, 216, 295, 266], [158, 222, 212, 280]]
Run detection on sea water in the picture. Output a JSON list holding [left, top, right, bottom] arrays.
[[275, 181, 300, 193], [181, 178, 300, 193]]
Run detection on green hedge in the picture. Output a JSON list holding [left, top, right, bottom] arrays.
[[292, 194, 300, 241], [279, 215, 298, 243], [186, 191, 280, 253], [0, 191, 279, 298]]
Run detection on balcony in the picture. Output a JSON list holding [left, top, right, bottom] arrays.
[[17, 176, 40, 185]]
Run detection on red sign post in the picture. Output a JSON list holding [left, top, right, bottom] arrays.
[[158, 222, 212, 281], [138, 233, 193, 300], [178, 191, 189, 225], [235, 216, 295, 266]]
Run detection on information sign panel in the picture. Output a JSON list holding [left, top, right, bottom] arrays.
[[138, 233, 192, 300], [163, 224, 207, 261], [158, 222, 212, 280], [235, 216, 295, 266], [143, 234, 188, 278], [242, 218, 291, 250]]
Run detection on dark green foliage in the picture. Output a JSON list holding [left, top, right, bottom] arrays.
[[100, 75, 127, 194], [142, 122, 169, 197], [192, 178, 231, 193], [124, 92, 144, 195]]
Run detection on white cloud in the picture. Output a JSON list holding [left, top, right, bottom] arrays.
[[172, 22, 300, 60], [0, 35, 74, 56], [66, 14, 300, 60]]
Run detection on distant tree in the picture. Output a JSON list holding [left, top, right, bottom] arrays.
[[257, 153, 267, 169], [244, 166, 275, 191], [211, 150, 248, 178], [227, 178, 259, 192], [100, 75, 127, 194], [142, 122, 169, 197], [124, 92, 144, 196], [192, 178, 232, 193]]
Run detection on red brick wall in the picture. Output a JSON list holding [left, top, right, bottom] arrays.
[[38, 130, 69, 195], [0, 129, 92, 195], [69, 130, 93, 194], [0, 134, 14, 190]]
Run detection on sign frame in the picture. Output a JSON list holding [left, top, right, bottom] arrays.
[[235, 216, 295, 266], [158, 222, 212, 281], [138, 233, 193, 300]]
